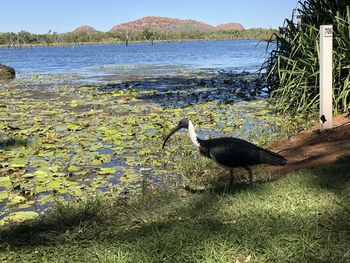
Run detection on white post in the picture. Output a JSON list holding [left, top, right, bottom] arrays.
[[319, 25, 333, 130]]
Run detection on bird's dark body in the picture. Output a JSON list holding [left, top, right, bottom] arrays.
[[197, 137, 287, 168]]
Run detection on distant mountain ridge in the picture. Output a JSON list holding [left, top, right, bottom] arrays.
[[72, 25, 99, 34], [215, 22, 244, 31], [72, 16, 244, 33], [110, 16, 215, 32]]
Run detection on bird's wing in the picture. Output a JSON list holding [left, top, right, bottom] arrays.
[[205, 137, 286, 167], [205, 137, 265, 167]]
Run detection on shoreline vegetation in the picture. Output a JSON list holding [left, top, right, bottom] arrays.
[[0, 70, 287, 224], [0, 28, 277, 48], [264, 0, 350, 114]]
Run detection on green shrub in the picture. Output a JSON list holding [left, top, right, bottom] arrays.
[[264, 0, 350, 114]]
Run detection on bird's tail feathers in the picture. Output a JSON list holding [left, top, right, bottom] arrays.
[[261, 149, 287, 166]]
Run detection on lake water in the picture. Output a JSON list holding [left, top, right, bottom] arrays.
[[0, 40, 272, 77]]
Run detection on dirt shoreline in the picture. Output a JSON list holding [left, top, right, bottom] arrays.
[[269, 113, 350, 173]]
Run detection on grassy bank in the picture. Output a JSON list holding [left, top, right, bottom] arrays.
[[0, 155, 349, 262]]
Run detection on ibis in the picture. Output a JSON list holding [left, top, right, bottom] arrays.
[[162, 118, 287, 185]]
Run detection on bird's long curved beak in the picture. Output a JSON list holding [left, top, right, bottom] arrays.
[[162, 125, 182, 149]]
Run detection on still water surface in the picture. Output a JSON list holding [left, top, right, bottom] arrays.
[[0, 40, 272, 76]]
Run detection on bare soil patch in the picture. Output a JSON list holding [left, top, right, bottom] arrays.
[[269, 113, 350, 172]]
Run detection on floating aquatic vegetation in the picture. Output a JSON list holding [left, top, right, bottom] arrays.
[[0, 68, 288, 224]]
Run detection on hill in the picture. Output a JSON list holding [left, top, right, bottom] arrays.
[[72, 25, 99, 34], [215, 22, 244, 31], [110, 16, 244, 32]]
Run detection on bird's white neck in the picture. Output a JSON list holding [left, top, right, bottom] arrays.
[[188, 120, 200, 147]]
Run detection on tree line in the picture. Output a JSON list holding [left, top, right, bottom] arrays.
[[0, 28, 277, 46]]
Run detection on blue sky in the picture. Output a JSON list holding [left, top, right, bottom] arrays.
[[1, 0, 299, 33]]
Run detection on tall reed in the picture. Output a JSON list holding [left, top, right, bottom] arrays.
[[263, 0, 350, 114]]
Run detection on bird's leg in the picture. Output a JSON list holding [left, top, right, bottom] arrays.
[[244, 167, 254, 186], [229, 169, 234, 185]]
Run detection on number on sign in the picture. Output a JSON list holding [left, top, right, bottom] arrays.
[[324, 27, 333, 37]]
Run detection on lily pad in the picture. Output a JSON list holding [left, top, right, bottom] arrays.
[[10, 160, 27, 168], [0, 176, 12, 188], [67, 123, 82, 131], [98, 168, 115, 175], [8, 195, 27, 205], [67, 165, 80, 173], [0, 191, 9, 202], [0, 211, 39, 225], [34, 170, 49, 179], [49, 165, 61, 172]]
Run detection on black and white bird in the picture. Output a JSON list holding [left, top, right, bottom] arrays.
[[162, 118, 287, 185]]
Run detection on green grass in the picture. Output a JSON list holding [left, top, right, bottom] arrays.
[[0, 156, 349, 263]]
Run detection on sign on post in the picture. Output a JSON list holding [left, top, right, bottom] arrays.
[[319, 25, 333, 130]]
